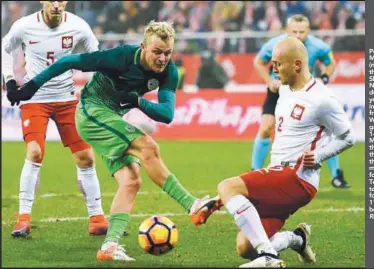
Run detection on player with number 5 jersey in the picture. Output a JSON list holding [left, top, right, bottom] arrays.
[[2, 1, 108, 238]]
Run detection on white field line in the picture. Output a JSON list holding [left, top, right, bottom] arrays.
[[1, 207, 364, 225], [8, 187, 365, 200]]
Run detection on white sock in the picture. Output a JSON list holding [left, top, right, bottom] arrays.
[[77, 166, 104, 217], [270, 231, 303, 252], [225, 195, 278, 256], [101, 241, 118, 250], [19, 159, 41, 215]]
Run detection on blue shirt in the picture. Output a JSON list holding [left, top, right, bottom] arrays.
[[257, 34, 333, 79]]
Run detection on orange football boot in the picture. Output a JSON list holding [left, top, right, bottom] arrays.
[[11, 213, 31, 238], [89, 215, 108, 236], [190, 195, 224, 226]]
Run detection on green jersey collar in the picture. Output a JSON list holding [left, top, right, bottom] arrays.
[[134, 47, 141, 65]]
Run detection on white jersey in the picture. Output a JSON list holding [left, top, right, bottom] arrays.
[[270, 78, 351, 189], [1, 11, 99, 104]]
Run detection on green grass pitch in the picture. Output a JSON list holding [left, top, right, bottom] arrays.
[[1, 141, 365, 267]]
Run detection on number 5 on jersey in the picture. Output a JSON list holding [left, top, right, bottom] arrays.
[[46, 51, 54, 66]]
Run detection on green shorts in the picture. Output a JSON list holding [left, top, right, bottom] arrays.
[[75, 98, 143, 176]]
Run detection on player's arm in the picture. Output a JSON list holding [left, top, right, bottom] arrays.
[[139, 65, 178, 124], [318, 45, 336, 85], [2, 19, 25, 105], [253, 42, 281, 92], [117, 65, 178, 124], [8, 47, 124, 102], [302, 96, 356, 168]]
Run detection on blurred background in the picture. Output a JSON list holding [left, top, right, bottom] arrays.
[[1, 1, 365, 141]]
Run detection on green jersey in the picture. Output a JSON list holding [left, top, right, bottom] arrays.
[[32, 45, 179, 123]]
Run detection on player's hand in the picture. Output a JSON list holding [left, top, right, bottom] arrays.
[[318, 74, 329, 85], [267, 79, 281, 93], [6, 79, 20, 106], [7, 79, 39, 105], [114, 91, 139, 109], [301, 150, 321, 170]]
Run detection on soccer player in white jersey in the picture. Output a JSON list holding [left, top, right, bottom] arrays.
[[2, 1, 108, 238], [206, 37, 355, 268]]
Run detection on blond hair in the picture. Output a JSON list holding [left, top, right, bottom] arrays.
[[287, 14, 310, 26], [144, 20, 175, 44]]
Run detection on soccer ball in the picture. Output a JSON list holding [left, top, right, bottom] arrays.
[[138, 215, 178, 256]]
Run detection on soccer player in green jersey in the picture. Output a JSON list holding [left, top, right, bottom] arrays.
[[8, 21, 223, 261]]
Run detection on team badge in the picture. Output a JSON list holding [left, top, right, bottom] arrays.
[[62, 36, 73, 49], [126, 124, 136, 133], [290, 104, 305, 120], [147, 78, 159, 91]]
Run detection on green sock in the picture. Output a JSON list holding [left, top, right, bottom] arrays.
[[162, 174, 197, 212], [104, 212, 130, 244]]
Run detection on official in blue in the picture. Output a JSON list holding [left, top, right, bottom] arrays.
[[251, 14, 350, 188]]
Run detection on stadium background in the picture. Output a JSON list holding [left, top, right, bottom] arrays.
[[1, 1, 366, 268], [1, 0, 365, 142]]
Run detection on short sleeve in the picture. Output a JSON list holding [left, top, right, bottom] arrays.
[[257, 38, 276, 64], [317, 94, 351, 136], [2, 19, 24, 54], [79, 20, 99, 53], [318, 42, 333, 66]]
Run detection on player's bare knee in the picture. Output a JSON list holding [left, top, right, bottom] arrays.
[[218, 177, 247, 204], [258, 115, 275, 138], [116, 163, 142, 191], [26, 142, 42, 163], [259, 124, 273, 138], [217, 179, 235, 203], [73, 149, 94, 168]]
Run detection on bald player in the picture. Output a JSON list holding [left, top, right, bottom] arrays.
[[207, 37, 355, 268], [251, 14, 350, 189]]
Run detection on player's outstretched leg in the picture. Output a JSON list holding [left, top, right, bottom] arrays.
[[73, 148, 108, 236], [328, 156, 350, 188], [96, 163, 140, 261], [127, 135, 223, 226], [251, 115, 274, 170]]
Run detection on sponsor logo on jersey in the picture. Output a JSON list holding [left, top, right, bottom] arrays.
[[29, 40, 39, 44], [290, 104, 305, 120], [147, 78, 159, 91], [62, 36, 73, 49]]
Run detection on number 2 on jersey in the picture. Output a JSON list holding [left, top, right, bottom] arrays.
[[46, 51, 55, 66], [277, 116, 284, 132]]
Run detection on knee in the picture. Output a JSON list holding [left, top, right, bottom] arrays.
[[218, 177, 248, 204], [117, 164, 142, 191], [120, 176, 142, 192], [74, 149, 94, 168], [258, 124, 273, 138], [27, 142, 43, 163], [217, 179, 236, 203]]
